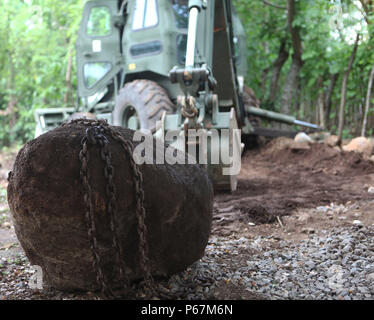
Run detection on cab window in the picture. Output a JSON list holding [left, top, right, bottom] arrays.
[[84, 62, 112, 88], [86, 6, 111, 36], [132, 0, 159, 30]]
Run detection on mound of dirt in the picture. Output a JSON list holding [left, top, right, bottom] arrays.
[[213, 137, 374, 234], [258, 138, 374, 177], [260, 137, 294, 156]]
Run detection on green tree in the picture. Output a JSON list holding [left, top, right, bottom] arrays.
[[0, 0, 85, 147]]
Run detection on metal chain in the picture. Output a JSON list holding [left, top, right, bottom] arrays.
[[99, 130, 130, 291], [105, 126, 155, 295], [78, 126, 115, 298], [179, 95, 198, 119], [61, 118, 155, 298]]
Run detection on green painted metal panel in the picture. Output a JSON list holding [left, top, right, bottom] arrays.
[[76, 0, 123, 98]]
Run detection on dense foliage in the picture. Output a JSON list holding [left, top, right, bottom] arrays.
[[0, 0, 84, 146], [235, 0, 374, 138], [0, 0, 373, 147]]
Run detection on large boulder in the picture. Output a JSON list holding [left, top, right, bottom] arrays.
[[294, 132, 314, 144], [7, 121, 213, 292], [343, 137, 374, 157]]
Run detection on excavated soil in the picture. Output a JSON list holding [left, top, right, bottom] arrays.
[[213, 138, 374, 236]]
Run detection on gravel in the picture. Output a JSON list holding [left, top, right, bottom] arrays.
[[163, 225, 374, 300], [0, 225, 373, 300]]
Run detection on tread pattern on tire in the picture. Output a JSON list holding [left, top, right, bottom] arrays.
[[114, 79, 175, 132]]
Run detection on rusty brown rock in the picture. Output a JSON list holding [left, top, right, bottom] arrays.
[[324, 135, 339, 147], [343, 137, 374, 156], [7, 122, 213, 292]]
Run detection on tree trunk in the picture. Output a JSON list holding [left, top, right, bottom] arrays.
[[268, 38, 289, 105], [324, 73, 338, 128], [316, 77, 326, 129], [0, 53, 17, 119], [359, 0, 373, 24], [261, 66, 270, 101], [369, 111, 374, 133], [318, 92, 326, 129], [7, 52, 17, 145], [337, 34, 360, 145], [64, 48, 73, 105], [361, 64, 374, 137], [294, 81, 302, 114], [280, 58, 303, 115], [280, 0, 303, 126]]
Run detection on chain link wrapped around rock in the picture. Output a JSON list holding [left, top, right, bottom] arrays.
[[179, 95, 198, 119], [78, 133, 114, 298], [61, 119, 154, 298], [105, 125, 155, 296]]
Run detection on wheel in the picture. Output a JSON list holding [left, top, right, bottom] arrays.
[[113, 79, 174, 132]]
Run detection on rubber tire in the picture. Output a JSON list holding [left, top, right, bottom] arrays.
[[113, 79, 174, 132]]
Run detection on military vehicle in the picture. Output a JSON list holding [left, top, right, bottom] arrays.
[[34, 0, 318, 191]]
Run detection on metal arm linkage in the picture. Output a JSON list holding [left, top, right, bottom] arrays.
[[170, 0, 205, 124], [185, 7, 200, 68]]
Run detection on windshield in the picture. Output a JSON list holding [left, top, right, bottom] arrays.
[[172, 0, 188, 29]]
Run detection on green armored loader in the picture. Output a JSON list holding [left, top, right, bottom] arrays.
[[34, 0, 318, 191]]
